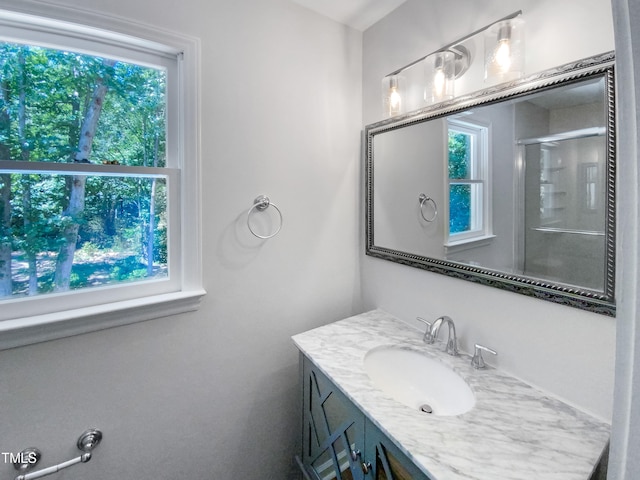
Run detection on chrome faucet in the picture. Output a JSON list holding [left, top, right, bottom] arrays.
[[417, 315, 459, 356]]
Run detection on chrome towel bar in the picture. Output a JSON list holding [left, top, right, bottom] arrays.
[[14, 429, 102, 480]]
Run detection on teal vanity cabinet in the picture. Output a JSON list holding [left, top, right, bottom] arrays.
[[298, 354, 431, 480]]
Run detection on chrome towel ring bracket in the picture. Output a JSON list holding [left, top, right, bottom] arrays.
[[418, 193, 438, 222], [247, 195, 283, 239]]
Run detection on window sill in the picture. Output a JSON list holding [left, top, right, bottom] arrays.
[[0, 289, 206, 351], [445, 234, 496, 254]]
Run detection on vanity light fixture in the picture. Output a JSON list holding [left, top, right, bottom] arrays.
[[484, 17, 525, 81], [382, 74, 405, 117], [380, 10, 523, 118]]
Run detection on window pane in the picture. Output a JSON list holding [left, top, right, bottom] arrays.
[[448, 131, 471, 179], [0, 42, 166, 167], [0, 172, 167, 299], [449, 184, 471, 233], [450, 183, 484, 235]]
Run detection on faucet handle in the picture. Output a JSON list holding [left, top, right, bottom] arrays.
[[471, 344, 497, 369], [416, 317, 434, 343]]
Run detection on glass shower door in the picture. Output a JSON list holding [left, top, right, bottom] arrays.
[[520, 131, 606, 291]]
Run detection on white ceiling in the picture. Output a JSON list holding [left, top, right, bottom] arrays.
[[290, 0, 408, 31]]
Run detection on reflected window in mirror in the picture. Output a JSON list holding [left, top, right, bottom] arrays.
[[446, 119, 492, 250]]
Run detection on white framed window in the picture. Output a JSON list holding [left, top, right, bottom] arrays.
[[446, 118, 492, 250], [0, 6, 204, 349]]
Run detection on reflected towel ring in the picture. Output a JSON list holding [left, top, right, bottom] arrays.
[[247, 195, 283, 239], [418, 194, 438, 222]]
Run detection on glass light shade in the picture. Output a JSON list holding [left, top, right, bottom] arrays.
[[484, 18, 525, 82], [424, 51, 456, 104], [382, 75, 405, 118]]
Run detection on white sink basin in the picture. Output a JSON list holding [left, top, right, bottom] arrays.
[[363, 346, 475, 416]]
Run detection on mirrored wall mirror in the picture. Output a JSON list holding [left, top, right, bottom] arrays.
[[365, 52, 616, 316]]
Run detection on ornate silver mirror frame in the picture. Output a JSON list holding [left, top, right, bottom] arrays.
[[365, 52, 616, 316]]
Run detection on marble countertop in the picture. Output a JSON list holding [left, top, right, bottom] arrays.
[[292, 309, 610, 480]]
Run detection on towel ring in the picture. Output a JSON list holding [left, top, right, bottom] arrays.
[[247, 195, 283, 239], [418, 194, 438, 222]]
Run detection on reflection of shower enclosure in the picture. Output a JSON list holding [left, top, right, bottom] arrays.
[[517, 128, 606, 291]]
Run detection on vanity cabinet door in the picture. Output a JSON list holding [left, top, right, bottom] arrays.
[[364, 420, 432, 480], [301, 355, 367, 480]]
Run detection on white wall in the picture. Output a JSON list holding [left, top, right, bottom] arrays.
[[0, 1, 362, 479], [362, 0, 616, 420]]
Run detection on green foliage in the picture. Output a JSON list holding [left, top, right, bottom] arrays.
[[449, 185, 471, 234], [0, 41, 169, 297], [154, 219, 168, 264], [75, 241, 100, 261], [448, 132, 470, 179], [448, 132, 471, 233], [109, 258, 148, 281], [69, 271, 82, 288]]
